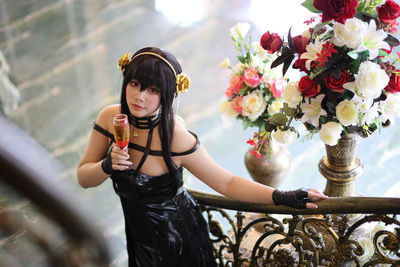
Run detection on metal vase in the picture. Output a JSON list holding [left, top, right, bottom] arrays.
[[244, 140, 291, 188], [319, 133, 364, 197]]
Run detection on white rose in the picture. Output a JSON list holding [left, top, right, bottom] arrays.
[[345, 61, 389, 100], [262, 67, 279, 82], [220, 58, 230, 69], [380, 93, 400, 121], [234, 62, 246, 74], [251, 41, 270, 61], [319, 122, 343, 146], [242, 90, 267, 121], [249, 54, 262, 69], [220, 99, 238, 119], [333, 18, 367, 49], [272, 128, 297, 145], [267, 100, 283, 114], [283, 81, 302, 108], [230, 22, 251, 39], [336, 99, 358, 126]]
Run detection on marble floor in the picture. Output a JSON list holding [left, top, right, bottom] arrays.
[[1, 0, 400, 265]]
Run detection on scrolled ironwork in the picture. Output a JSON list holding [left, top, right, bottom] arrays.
[[190, 189, 400, 266]]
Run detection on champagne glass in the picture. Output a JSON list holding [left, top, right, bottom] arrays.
[[113, 114, 130, 150]]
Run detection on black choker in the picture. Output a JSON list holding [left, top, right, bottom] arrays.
[[129, 111, 161, 133]]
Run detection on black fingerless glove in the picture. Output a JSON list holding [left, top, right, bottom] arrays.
[[272, 188, 311, 209], [101, 146, 114, 175]]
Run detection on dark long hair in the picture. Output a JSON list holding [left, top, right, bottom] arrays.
[[120, 47, 181, 177]]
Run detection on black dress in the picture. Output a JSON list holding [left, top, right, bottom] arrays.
[[93, 123, 216, 267]]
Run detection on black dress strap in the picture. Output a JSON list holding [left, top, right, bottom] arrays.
[[135, 127, 154, 172], [93, 123, 115, 140], [93, 123, 200, 156], [171, 131, 200, 156]]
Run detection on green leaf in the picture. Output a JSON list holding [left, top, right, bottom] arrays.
[[238, 56, 246, 64], [349, 50, 369, 74], [269, 113, 288, 126], [301, 0, 320, 13], [355, 11, 377, 23], [347, 50, 359, 60], [264, 123, 276, 132], [240, 117, 255, 130], [239, 86, 249, 96], [378, 50, 388, 57], [319, 116, 327, 124], [233, 41, 242, 53], [342, 89, 355, 100], [309, 66, 327, 80], [283, 103, 297, 117], [264, 93, 271, 102], [246, 52, 251, 62]]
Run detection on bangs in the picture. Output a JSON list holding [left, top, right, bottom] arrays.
[[125, 56, 173, 91]]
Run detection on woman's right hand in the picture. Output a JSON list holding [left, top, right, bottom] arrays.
[[272, 188, 328, 209], [101, 146, 133, 174]]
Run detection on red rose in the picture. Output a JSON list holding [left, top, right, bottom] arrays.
[[314, 0, 359, 24], [377, 0, 400, 25], [292, 35, 309, 54], [293, 58, 315, 73], [385, 71, 400, 93], [298, 76, 321, 97], [260, 31, 283, 53], [324, 70, 351, 93]]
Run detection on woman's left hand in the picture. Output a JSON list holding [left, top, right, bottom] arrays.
[[272, 188, 328, 209]]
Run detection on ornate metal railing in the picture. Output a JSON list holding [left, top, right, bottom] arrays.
[[189, 190, 400, 267], [0, 114, 111, 266], [2, 111, 400, 266]]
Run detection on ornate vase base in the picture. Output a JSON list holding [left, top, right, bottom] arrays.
[[319, 156, 364, 197], [319, 134, 364, 197]]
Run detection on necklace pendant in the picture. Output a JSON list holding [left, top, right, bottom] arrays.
[[133, 131, 139, 138]]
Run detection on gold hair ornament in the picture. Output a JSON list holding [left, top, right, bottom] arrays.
[[118, 53, 131, 72], [176, 73, 190, 94], [117, 52, 190, 94]]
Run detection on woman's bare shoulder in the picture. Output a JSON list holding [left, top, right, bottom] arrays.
[[95, 104, 121, 129], [171, 117, 197, 153]]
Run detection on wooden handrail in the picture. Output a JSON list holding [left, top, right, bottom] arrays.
[[188, 189, 400, 214]]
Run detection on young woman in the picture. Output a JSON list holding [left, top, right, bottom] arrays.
[[77, 47, 327, 267]]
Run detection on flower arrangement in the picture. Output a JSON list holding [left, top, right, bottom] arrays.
[[220, 23, 297, 158], [260, 0, 400, 146]]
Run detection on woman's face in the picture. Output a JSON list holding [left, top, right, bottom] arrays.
[[126, 79, 161, 117]]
